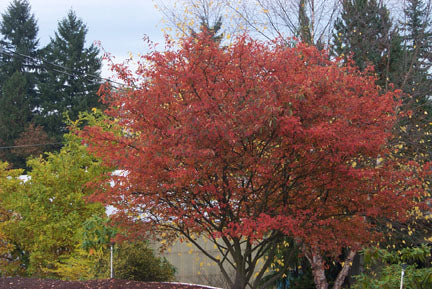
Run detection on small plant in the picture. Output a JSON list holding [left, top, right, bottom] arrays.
[[114, 241, 176, 282]]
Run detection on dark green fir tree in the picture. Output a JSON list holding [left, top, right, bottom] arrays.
[[0, 0, 40, 167], [332, 0, 402, 89], [394, 0, 432, 164], [38, 10, 102, 141], [400, 0, 432, 101], [0, 0, 39, 78], [191, 16, 223, 43], [0, 72, 32, 167]]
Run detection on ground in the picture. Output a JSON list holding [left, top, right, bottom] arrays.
[[0, 278, 222, 289]]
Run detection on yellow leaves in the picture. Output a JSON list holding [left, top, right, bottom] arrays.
[[276, 259, 284, 266], [376, 157, 383, 165]]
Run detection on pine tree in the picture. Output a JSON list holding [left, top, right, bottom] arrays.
[[0, 0, 40, 167], [395, 0, 432, 164], [191, 16, 223, 43], [400, 0, 432, 99], [38, 10, 102, 141], [332, 0, 402, 89], [0, 72, 32, 167], [0, 0, 39, 78]]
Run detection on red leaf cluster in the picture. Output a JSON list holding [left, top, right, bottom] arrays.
[[82, 34, 425, 255]]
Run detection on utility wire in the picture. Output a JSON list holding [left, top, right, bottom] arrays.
[[0, 46, 137, 150], [0, 142, 64, 150], [0, 45, 130, 88]]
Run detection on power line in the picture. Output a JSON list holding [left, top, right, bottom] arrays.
[[0, 45, 130, 88], [0, 142, 64, 150]]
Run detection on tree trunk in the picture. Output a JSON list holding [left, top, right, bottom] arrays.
[[305, 247, 329, 289], [332, 249, 357, 289], [231, 271, 247, 289]]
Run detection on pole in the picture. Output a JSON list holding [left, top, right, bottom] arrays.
[[110, 242, 114, 278], [400, 263, 407, 289]]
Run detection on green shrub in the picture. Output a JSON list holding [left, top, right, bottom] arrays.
[[114, 241, 175, 282]]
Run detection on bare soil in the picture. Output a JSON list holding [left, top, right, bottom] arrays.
[[0, 278, 223, 289]]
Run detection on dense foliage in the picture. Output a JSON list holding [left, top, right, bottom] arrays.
[[353, 245, 432, 289], [81, 32, 429, 289], [114, 241, 176, 282], [0, 133, 109, 277]]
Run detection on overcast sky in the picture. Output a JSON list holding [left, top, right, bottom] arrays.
[[0, 0, 168, 77]]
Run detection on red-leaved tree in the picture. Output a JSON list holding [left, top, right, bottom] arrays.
[[81, 33, 428, 289]]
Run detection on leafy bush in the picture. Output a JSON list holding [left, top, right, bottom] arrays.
[[352, 245, 432, 289], [114, 241, 175, 282]]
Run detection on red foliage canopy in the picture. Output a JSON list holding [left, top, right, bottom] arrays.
[[81, 34, 427, 288]]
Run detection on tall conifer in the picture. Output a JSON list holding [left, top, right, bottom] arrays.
[[394, 0, 432, 164], [38, 10, 102, 141], [0, 0, 39, 167], [332, 0, 402, 89]]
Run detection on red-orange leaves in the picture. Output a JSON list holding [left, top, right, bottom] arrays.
[[82, 33, 421, 263]]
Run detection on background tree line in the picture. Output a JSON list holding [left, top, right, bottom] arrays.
[[0, 0, 102, 169]]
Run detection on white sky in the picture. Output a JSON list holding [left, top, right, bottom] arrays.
[[0, 0, 168, 77]]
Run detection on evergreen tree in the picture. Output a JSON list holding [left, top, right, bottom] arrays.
[[0, 0, 39, 78], [38, 10, 102, 141], [395, 0, 432, 164], [0, 72, 32, 167], [400, 0, 432, 104], [332, 0, 402, 89], [0, 0, 40, 168], [191, 16, 223, 43]]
